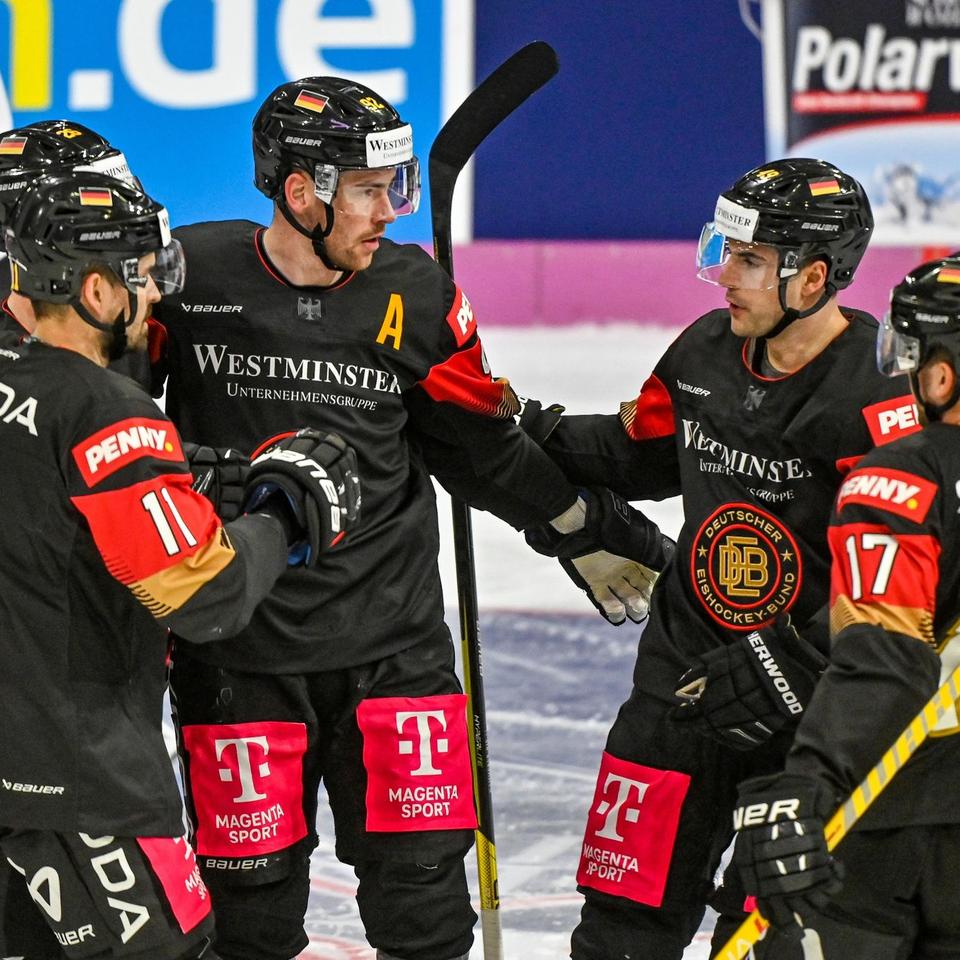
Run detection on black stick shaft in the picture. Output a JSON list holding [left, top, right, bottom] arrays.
[[428, 41, 559, 960]]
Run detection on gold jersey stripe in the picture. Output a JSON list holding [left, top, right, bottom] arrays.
[[831, 593, 935, 647], [128, 526, 237, 614]]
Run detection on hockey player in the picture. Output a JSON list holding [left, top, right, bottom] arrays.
[[0, 171, 360, 958], [729, 255, 960, 958], [0, 118, 172, 398], [148, 77, 670, 960], [518, 159, 924, 959]]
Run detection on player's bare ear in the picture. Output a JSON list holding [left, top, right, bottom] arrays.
[[283, 169, 313, 214], [800, 258, 828, 296], [918, 357, 956, 409], [78, 269, 110, 319]]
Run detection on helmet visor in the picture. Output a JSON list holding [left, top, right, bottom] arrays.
[[696, 222, 793, 290], [877, 310, 920, 377], [120, 238, 185, 296], [321, 158, 421, 217]]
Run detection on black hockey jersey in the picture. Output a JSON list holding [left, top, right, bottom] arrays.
[[787, 420, 960, 827], [153, 221, 577, 673], [543, 309, 919, 690], [0, 340, 287, 835]]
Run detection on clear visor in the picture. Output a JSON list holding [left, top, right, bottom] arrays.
[[315, 158, 421, 217], [119, 238, 185, 296], [877, 310, 921, 377], [696, 221, 799, 290]]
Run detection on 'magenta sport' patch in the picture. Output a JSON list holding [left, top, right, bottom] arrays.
[[690, 502, 801, 631]]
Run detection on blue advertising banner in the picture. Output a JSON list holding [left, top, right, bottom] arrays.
[[0, 0, 472, 242]]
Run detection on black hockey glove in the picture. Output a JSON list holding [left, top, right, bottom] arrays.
[[514, 396, 565, 444], [525, 487, 674, 625], [671, 616, 827, 750], [242, 428, 361, 567], [732, 772, 843, 939], [670, 616, 826, 750], [184, 442, 250, 522]]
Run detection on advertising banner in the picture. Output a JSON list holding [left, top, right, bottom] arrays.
[[0, 0, 472, 242], [761, 0, 960, 245]]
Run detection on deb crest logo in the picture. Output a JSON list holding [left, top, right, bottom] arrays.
[[0, 0, 469, 241]]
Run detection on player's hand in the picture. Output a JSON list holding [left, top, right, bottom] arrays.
[[184, 442, 250, 522], [242, 428, 361, 566], [525, 487, 674, 625], [514, 395, 565, 444], [670, 616, 827, 750], [732, 772, 843, 938]]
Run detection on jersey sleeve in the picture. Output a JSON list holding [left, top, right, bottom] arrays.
[[406, 278, 580, 528], [786, 453, 943, 797], [66, 395, 286, 641], [413, 280, 522, 420], [834, 390, 922, 475], [541, 359, 681, 501]]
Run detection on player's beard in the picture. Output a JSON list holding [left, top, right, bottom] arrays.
[[100, 313, 127, 362]]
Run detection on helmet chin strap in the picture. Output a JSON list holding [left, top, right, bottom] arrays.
[[277, 195, 345, 272], [762, 281, 834, 341], [72, 287, 137, 362]]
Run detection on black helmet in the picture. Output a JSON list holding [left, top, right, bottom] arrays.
[[5, 171, 183, 304], [697, 158, 873, 335], [0, 119, 138, 225], [699, 158, 873, 293], [252, 76, 418, 213], [878, 255, 960, 418]]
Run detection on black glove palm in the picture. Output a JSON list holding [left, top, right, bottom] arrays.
[[671, 616, 827, 749], [732, 772, 843, 939], [243, 428, 361, 566], [183, 442, 249, 522]]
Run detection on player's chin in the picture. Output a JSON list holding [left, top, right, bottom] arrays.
[[728, 310, 752, 336], [346, 245, 377, 271], [127, 329, 150, 353]]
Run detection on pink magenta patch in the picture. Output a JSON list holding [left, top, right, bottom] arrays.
[[357, 694, 478, 832], [137, 835, 211, 933], [180, 721, 308, 856], [577, 752, 691, 907]]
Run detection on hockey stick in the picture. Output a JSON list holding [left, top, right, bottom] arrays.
[[714, 661, 960, 960], [429, 41, 559, 960]]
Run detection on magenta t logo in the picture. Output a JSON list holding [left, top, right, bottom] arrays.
[[593, 772, 650, 841], [395, 710, 449, 776], [215, 736, 271, 803]]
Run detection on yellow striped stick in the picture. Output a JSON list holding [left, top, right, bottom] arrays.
[[714, 663, 960, 960]]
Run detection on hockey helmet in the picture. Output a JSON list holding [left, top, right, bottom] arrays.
[[879, 255, 960, 390], [252, 76, 419, 216], [5, 171, 184, 304], [0, 120, 139, 225], [697, 158, 873, 295]]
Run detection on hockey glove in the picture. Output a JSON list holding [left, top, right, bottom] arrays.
[[514, 396, 565, 444], [184, 442, 250, 522], [242, 428, 361, 567], [525, 487, 674, 625], [670, 616, 826, 750], [732, 772, 843, 939]]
